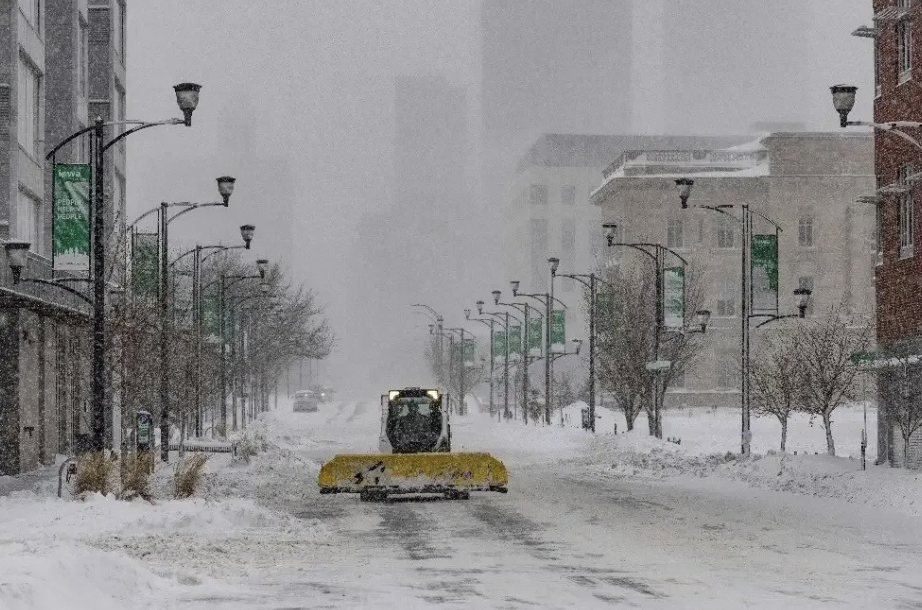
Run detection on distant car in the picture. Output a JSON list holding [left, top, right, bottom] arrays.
[[293, 390, 319, 413]]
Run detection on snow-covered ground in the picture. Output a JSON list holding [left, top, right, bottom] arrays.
[[4, 397, 922, 609]]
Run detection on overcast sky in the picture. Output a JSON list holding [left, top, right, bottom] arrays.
[[126, 1, 872, 397]]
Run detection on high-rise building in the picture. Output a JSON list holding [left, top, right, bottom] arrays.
[[0, 0, 123, 474], [346, 74, 469, 396], [480, 0, 634, 288], [631, 1, 811, 135]]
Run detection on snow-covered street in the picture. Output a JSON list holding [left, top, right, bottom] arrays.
[[6, 399, 922, 609]]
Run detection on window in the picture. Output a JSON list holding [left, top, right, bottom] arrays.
[[716, 219, 735, 248], [876, 202, 883, 263], [116, 84, 127, 153], [16, 189, 41, 252], [900, 165, 915, 257], [798, 277, 815, 316], [19, 0, 40, 30], [530, 184, 548, 206], [716, 357, 736, 390], [666, 219, 684, 249], [17, 56, 41, 159], [530, 219, 548, 290], [561, 218, 575, 291], [78, 18, 88, 97], [798, 216, 814, 247], [113, 1, 126, 60], [899, 4, 913, 83], [875, 35, 881, 97], [716, 297, 735, 317], [561, 185, 576, 206]]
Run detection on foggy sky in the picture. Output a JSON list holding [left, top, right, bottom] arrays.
[[126, 1, 872, 398]]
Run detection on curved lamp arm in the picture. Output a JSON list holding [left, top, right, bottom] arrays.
[[15, 278, 93, 306]]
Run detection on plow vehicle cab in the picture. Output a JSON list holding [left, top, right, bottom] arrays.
[[317, 387, 508, 501]]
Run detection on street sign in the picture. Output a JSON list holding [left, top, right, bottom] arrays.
[[645, 360, 672, 371]]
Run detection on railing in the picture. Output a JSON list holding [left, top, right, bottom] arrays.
[[0, 249, 93, 317], [602, 149, 768, 180]]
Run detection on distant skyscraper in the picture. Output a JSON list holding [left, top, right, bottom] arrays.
[[632, 0, 811, 135], [346, 74, 470, 395], [479, 0, 634, 285]]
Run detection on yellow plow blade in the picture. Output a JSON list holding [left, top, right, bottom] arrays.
[[318, 452, 508, 495]]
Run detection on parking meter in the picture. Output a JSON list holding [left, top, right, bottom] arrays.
[[136, 411, 153, 451]]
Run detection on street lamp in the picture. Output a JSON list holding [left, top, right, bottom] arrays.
[[510, 274, 567, 426], [467, 301, 500, 419], [830, 84, 858, 128], [173, 83, 202, 126], [4, 241, 30, 284], [217, 176, 236, 205], [240, 225, 255, 249], [42, 82, 204, 457], [676, 180, 791, 455], [477, 300, 519, 420]]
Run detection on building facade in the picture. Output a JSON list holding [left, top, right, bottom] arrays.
[[0, 0, 123, 475], [871, 0, 922, 467], [591, 132, 875, 409], [506, 134, 750, 351]]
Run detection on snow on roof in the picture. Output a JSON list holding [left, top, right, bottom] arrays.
[[720, 133, 769, 152]]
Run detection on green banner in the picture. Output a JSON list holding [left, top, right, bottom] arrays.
[[550, 310, 566, 346], [508, 325, 522, 356], [751, 234, 779, 313], [203, 295, 222, 339], [130, 232, 159, 298], [663, 266, 685, 329], [53, 163, 91, 271], [463, 338, 476, 366], [493, 331, 506, 358], [528, 318, 542, 355]]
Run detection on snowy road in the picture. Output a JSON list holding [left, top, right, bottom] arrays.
[[137, 399, 922, 610]]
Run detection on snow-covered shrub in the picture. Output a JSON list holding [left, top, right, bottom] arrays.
[[119, 450, 153, 501], [74, 451, 118, 497], [173, 453, 208, 499]]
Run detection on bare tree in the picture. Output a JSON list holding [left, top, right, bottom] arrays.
[[589, 259, 707, 437], [749, 332, 804, 451], [796, 302, 872, 456], [878, 351, 922, 467]]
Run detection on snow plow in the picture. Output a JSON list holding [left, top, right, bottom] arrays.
[[317, 388, 508, 501]]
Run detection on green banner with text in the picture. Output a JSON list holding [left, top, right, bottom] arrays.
[[130, 232, 159, 299], [663, 266, 685, 329], [751, 234, 779, 313], [463, 338, 476, 366], [53, 163, 91, 272], [528, 318, 542, 354], [493, 330, 506, 358], [550, 310, 566, 346], [203, 295, 222, 339], [508, 325, 522, 356]]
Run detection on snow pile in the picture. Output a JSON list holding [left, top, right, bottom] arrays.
[[586, 429, 922, 517], [0, 542, 173, 610]]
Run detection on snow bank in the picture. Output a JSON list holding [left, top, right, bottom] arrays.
[[0, 542, 172, 610], [586, 426, 922, 517]]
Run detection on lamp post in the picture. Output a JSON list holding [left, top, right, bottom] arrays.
[[467, 304, 497, 419], [444, 327, 471, 415], [602, 225, 696, 438], [510, 278, 567, 425], [130, 177, 240, 461], [413, 304, 445, 387], [675, 180, 788, 454], [207, 260, 267, 434], [42, 83, 201, 455], [170, 226, 255, 438], [477, 301, 522, 420], [493, 291, 542, 425], [550, 264, 621, 432]]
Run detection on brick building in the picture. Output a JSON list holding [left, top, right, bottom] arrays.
[[867, 0, 922, 467]]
